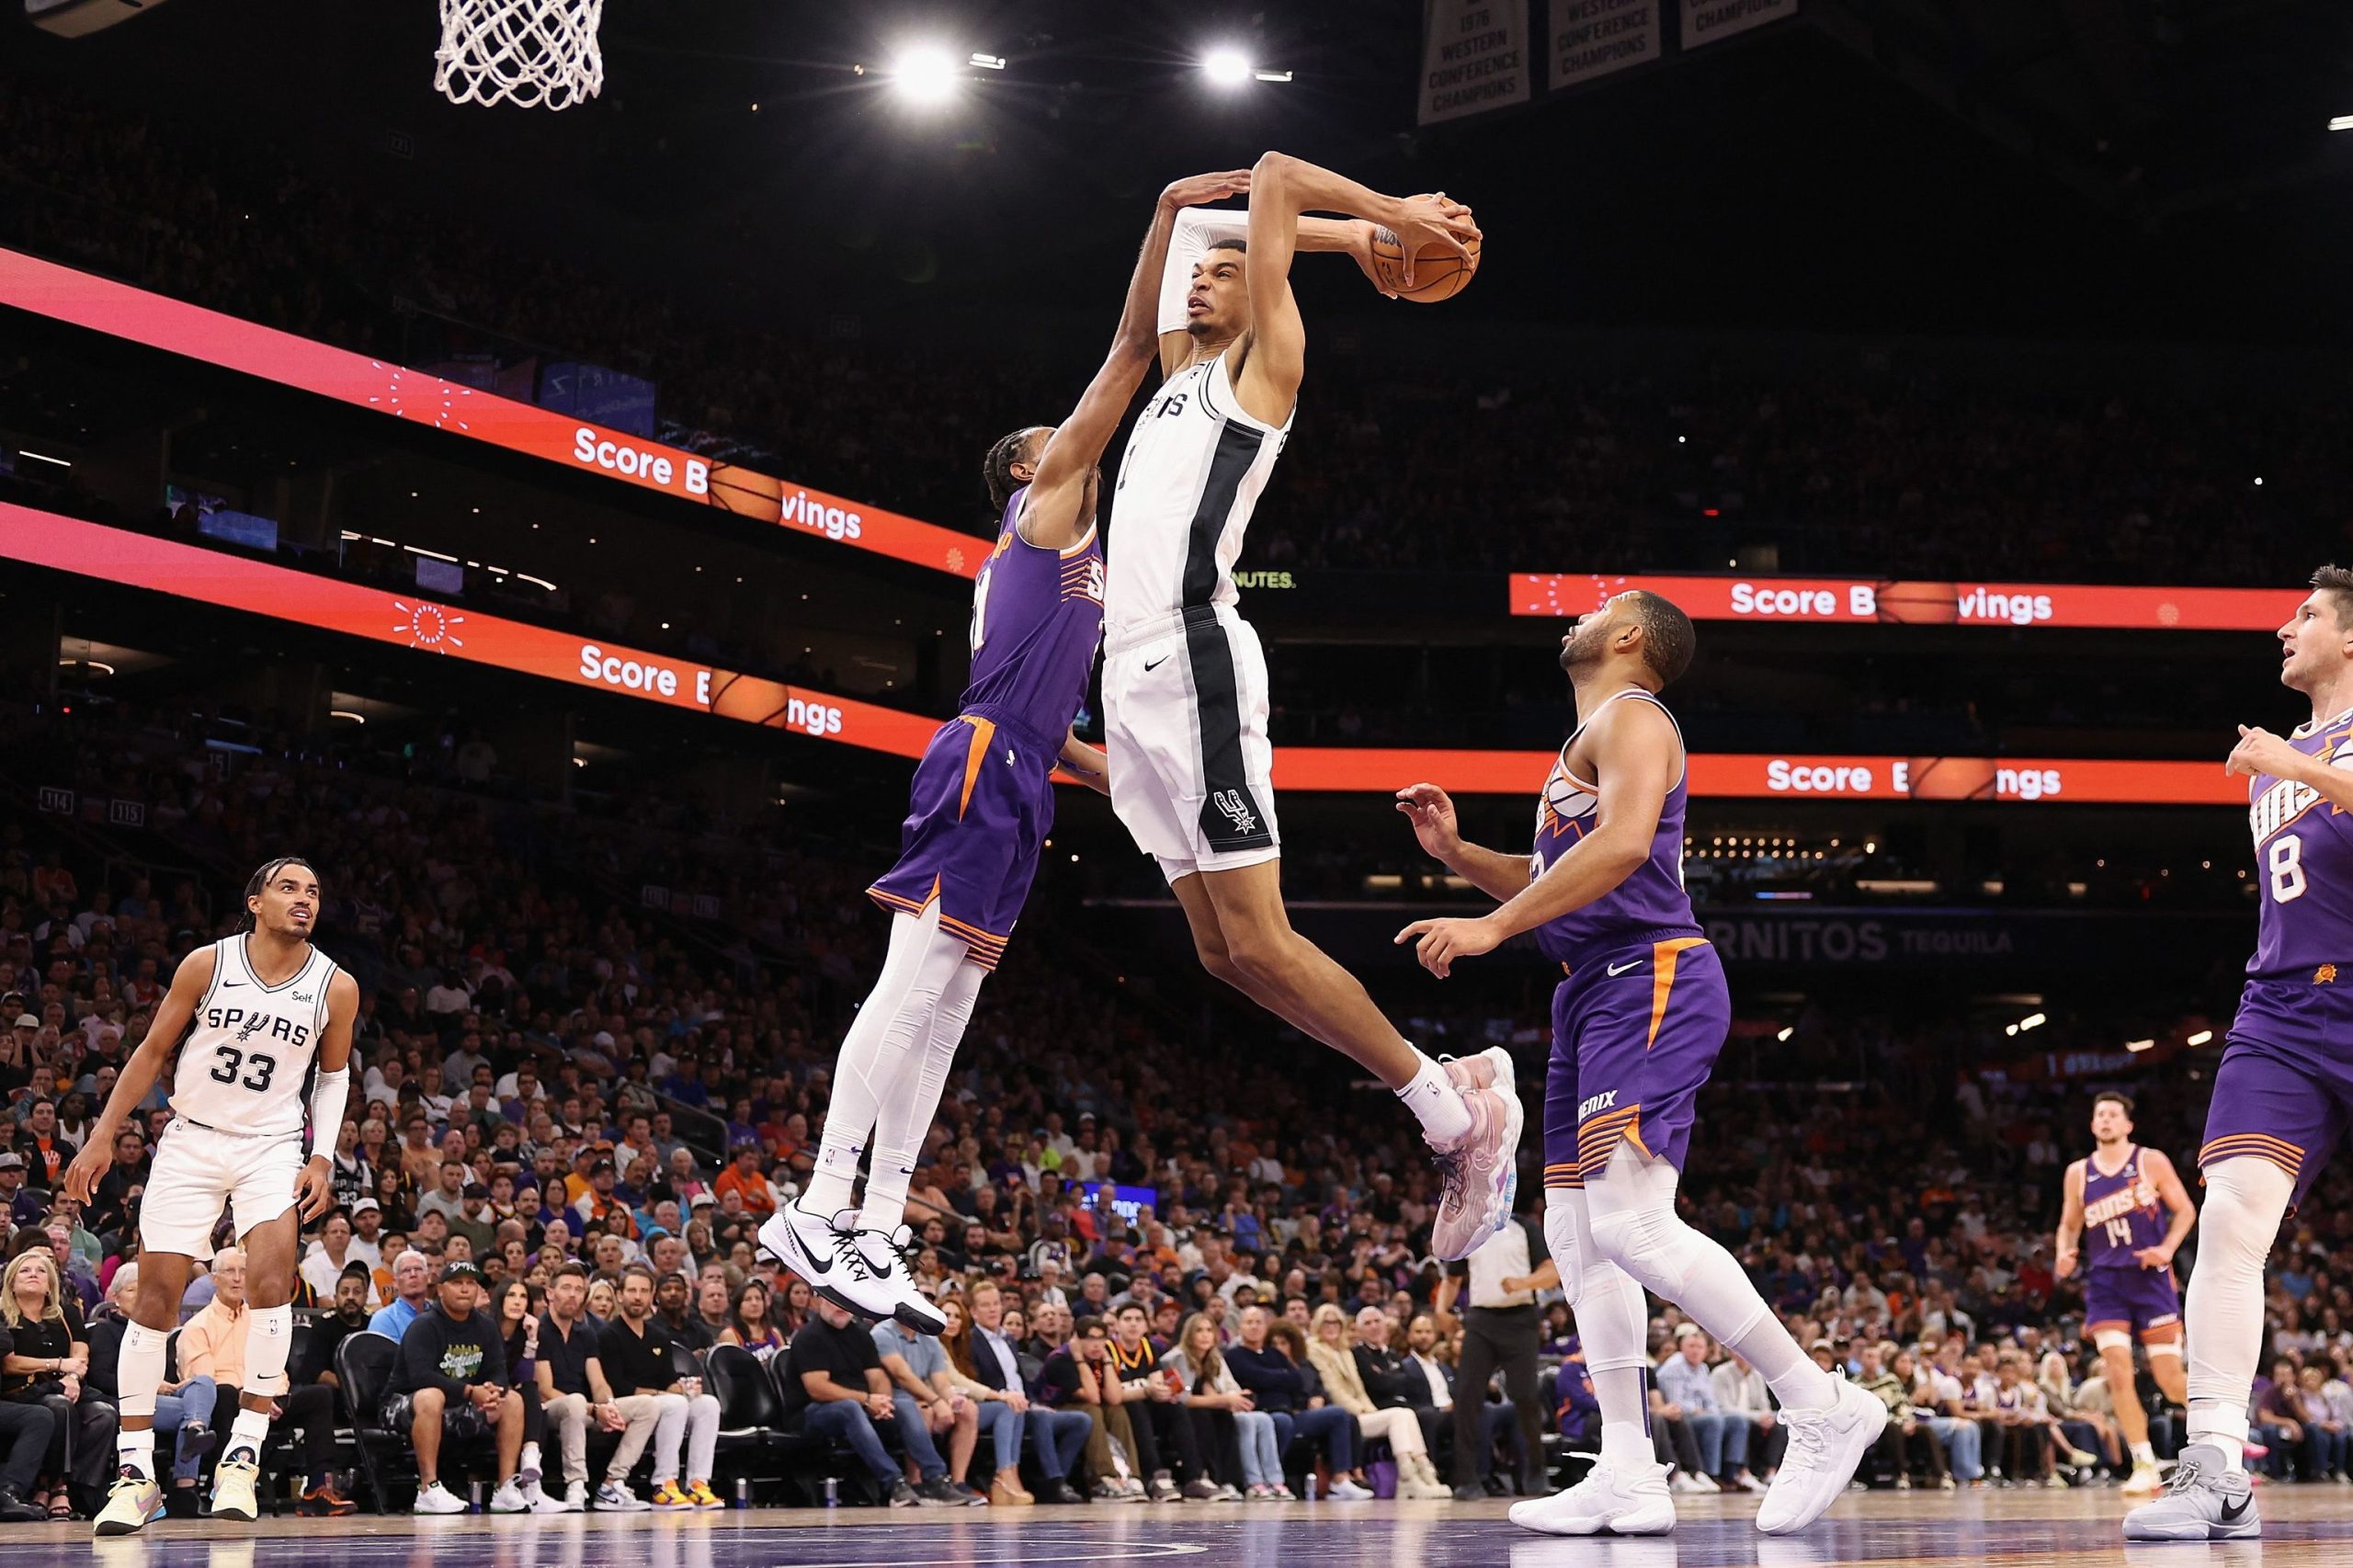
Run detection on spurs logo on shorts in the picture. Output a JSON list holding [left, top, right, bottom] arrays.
[[1213, 789, 1258, 836]]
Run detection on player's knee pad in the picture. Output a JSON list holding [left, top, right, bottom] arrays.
[[1542, 1187, 1585, 1302], [2200, 1155, 2293, 1271], [2094, 1329, 2133, 1353], [1587, 1184, 1692, 1298]]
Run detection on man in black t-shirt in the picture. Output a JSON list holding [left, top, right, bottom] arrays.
[[779, 1298, 925, 1506], [386, 1263, 531, 1513], [594, 1266, 720, 1509]]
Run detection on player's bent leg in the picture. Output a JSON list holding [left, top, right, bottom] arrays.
[[96, 1248, 192, 1535], [2098, 1332, 2162, 1496], [851, 956, 984, 1335], [1584, 1143, 1875, 1534], [1198, 859, 1421, 1083], [1170, 871, 1313, 1029], [2144, 1324, 2188, 1404]]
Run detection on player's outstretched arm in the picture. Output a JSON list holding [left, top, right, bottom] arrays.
[[1395, 699, 1675, 977], [1235, 153, 1477, 427], [1394, 783, 1531, 902], [63, 944, 215, 1202], [2053, 1159, 2086, 1279], [1155, 208, 1390, 381], [1024, 171, 1252, 551], [1059, 731, 1110, 797]]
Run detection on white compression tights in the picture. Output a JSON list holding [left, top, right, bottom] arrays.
[[1585, 1142, 1840, 1412], [2185, 1154, 2296, 1467], [1545, 1182, 1655, 1465], [802, 905, 987, 1222]]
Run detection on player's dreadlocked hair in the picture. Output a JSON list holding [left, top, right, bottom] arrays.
[[1629, 591, 1697, 689], [983, 426, 1048, 514], [240, 856, 316, 933]]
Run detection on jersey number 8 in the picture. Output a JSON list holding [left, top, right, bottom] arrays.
[[209, 1044, 278, 1093], [2269, 835, 2306, 903]]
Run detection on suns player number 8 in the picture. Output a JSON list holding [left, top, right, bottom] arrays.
[[2269, 835, 2306, 903], [210, 1044, 278, 1094]]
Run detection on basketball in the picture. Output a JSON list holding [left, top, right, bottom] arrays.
[[1370, 217, 1482, 302]]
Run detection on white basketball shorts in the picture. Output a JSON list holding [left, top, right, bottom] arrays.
[[1103, 608, 1282, 884], [139, 1118, 304, 1259]]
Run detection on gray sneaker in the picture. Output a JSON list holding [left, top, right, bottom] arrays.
[[2121, 1445, 2259, 1541]]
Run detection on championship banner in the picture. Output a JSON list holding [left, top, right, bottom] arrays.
[[1, 504, 2256, 806], [1680, 0, 1799, 49], [1419, 0, 1532, 124], [0, 247, 983, 579], [1552, 0, 1660, 91], [1511, 572, 2302, 632]]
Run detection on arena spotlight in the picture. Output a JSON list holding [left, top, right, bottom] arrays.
[[1202, 47, 1254, 86], [2018, 1012, 2048, 1032], [2330, 114, 2353, 131], [2187, 1029, 2214, 1046], [2124, 1039, 2154, 1052], [891, 42, 961, 103], [1776, 1026, 1794, 1042]]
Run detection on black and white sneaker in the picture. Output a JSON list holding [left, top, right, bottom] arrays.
[[757, 1200, 889, 1319], [2121, 1444, 2259, 1541], [852, 1223, 948, 1335]]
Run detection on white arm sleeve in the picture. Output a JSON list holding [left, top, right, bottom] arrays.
[[1158, 207, 1253, 335], [306, 1066, 350, 1158]]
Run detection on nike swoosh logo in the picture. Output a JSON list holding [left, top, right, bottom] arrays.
[[1143, 655, 1171, 672], [1606, 960, 1641, 976], [2220, 1496, 2251, 1522], [220, 981, 245, 988]]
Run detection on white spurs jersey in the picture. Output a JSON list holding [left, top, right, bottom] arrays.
[[1104, 348, 1292, 642], [176, 934, 335, 1137]]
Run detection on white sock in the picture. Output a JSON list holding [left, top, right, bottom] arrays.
[[116, 1318, 170, 1478], [1397, 1050, 1473, 1143], [117, 1425, 156, 1481], [1587, 1143, 1840, 1412], [520, 1441, 542, 1481], [805, 906, 971, 1216], [2131, 1440, 2155, 1466], [864, 960, 984, 1238], [1600, 1416, 1652, 1471], [228, 1406, 270, 1461], [2185, 1154, 2293, 1473]]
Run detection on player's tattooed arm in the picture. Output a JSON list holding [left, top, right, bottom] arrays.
[[64, 944, 216, 1203]]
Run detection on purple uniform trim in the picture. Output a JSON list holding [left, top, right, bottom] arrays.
[[2200, 974, 2353, 1208]]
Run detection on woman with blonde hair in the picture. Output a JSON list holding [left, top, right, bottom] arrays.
[[0, 1249, 114, 1518], [1163, 1311, 1281, 1500], [1307, 1303, 1451, 1499]]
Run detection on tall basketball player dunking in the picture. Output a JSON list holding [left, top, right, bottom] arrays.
[[2128, 564, 2353, 1540], [66, 858, 356, 1534], [2055, 1090, 2193, 1497], [759, 172, 1255, 1331], [1098, 153, 1520, 1260], [1394, 593, 1884, 1537]]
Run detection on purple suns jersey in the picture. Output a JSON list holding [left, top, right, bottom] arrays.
[[2244, 705, 2353, 981], [1529, 689, 1702, 967], [960, 486, 1106, 741], [2080, 1146, 2166, 1270]]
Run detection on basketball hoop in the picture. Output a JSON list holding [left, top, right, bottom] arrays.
[[435, 0, 605, 111]]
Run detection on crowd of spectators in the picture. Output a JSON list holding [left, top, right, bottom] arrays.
[[0, 692, 2345, 1523], [6, 73, 2348, 590]]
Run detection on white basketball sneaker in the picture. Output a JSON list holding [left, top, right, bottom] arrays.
[[851, 1223, 948, 1335], [1755, 1380, 1883, 1534], [1508, 1458, 1677, 1536], [2122, 1444, 2259, 1541], [757, 1199, 893, 1320]]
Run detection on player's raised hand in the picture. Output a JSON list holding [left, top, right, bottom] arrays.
[[1395, 782, 1462, 859], [1394, 915, 1502, 978], [63, 1136, 112, 1205], [1388, 191, 1479, 290], [2226, 723, 2301, 779], [293, 1153, 336, 1221], [1160, 169, 1253, 210]]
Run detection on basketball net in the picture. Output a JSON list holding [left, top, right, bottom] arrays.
[[435, 0, 605, 111]]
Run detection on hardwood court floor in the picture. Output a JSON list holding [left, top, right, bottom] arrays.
[[35, 1487, 2352, 1567]]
